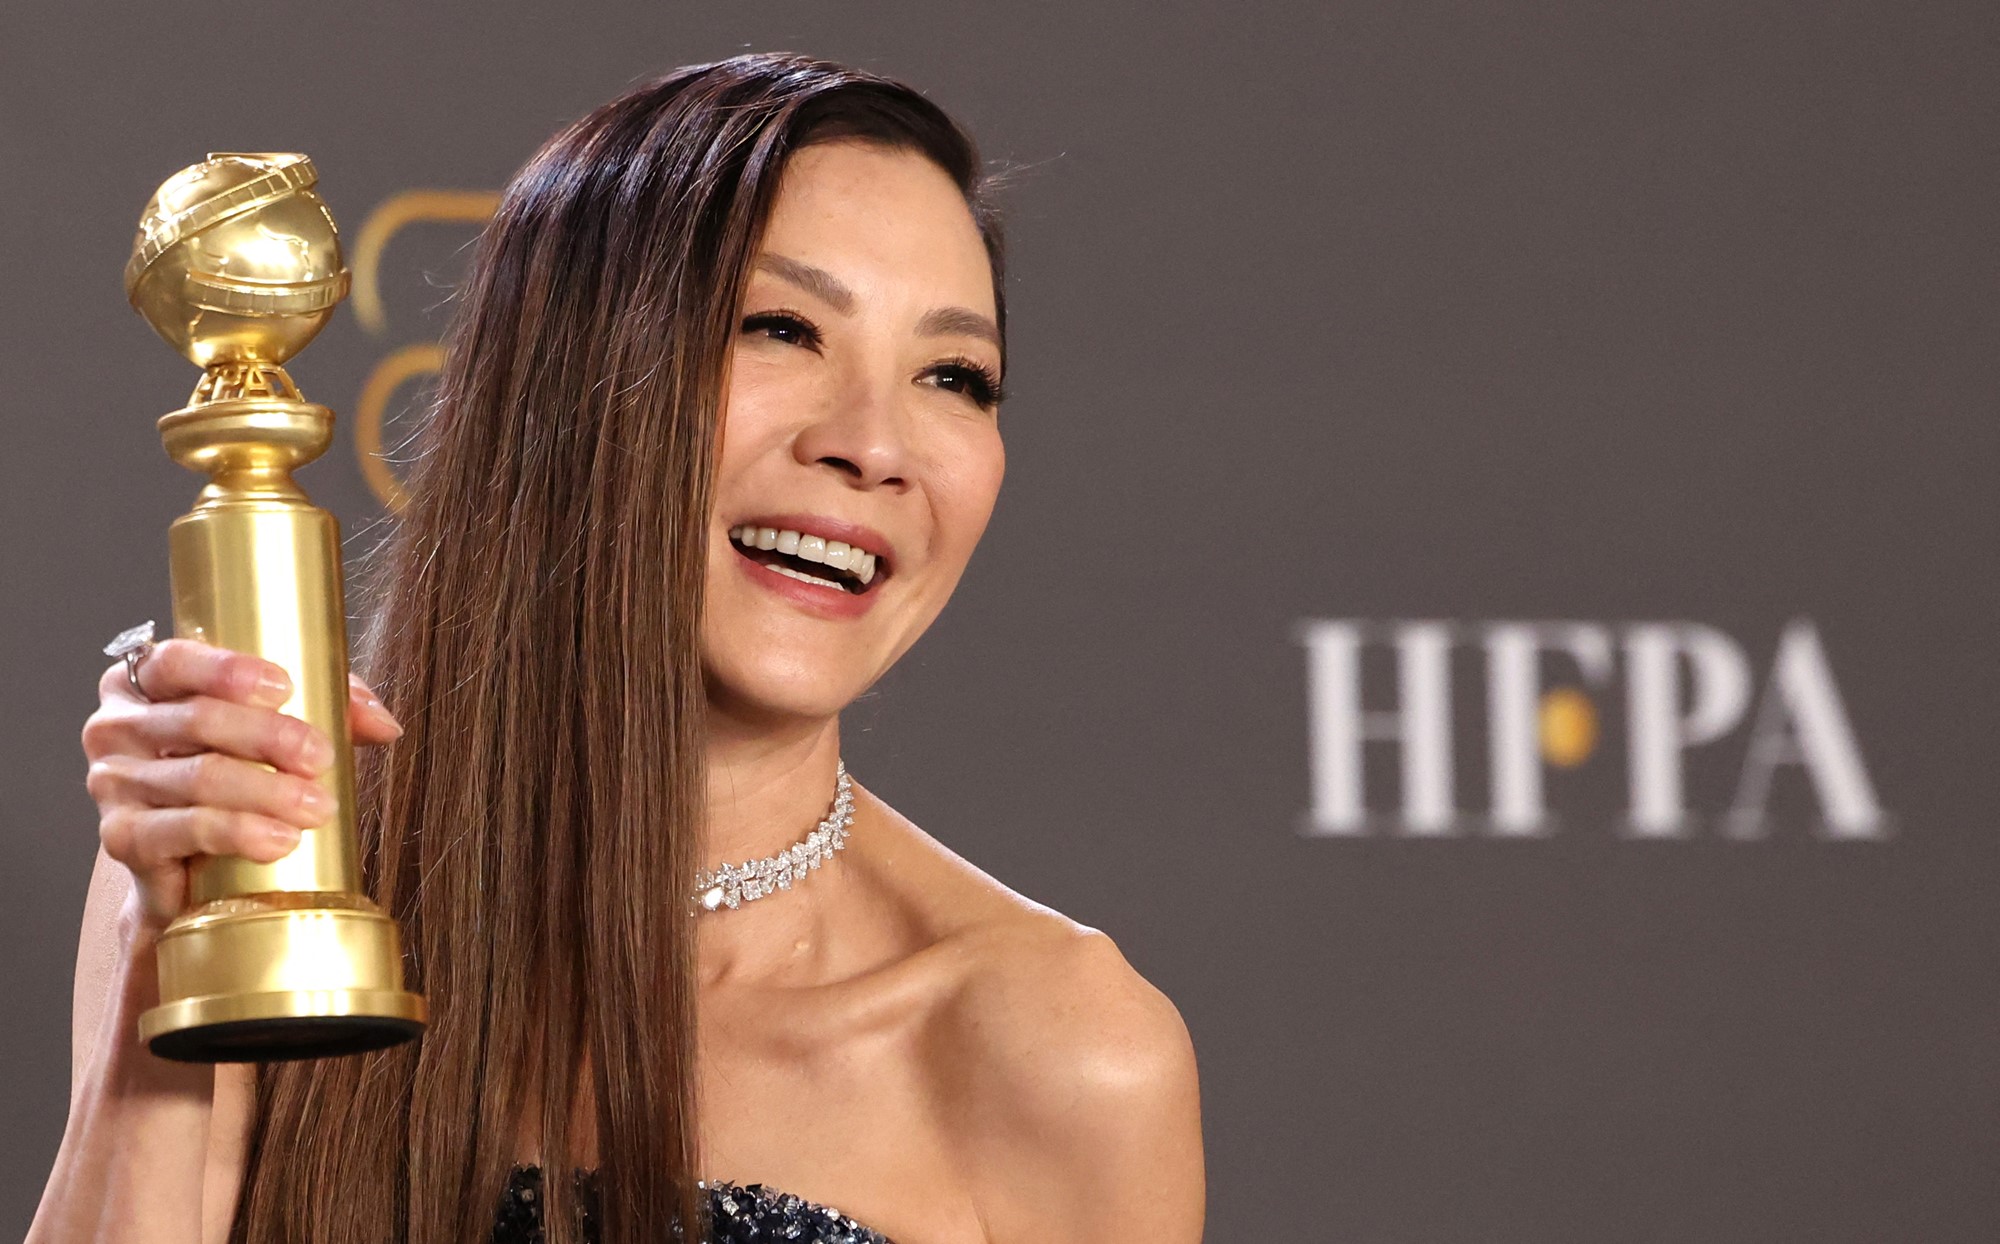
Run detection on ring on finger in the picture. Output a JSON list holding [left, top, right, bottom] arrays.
[[104, 620, 158, 703]]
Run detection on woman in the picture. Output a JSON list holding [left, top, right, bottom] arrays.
[[31, 52, 1203, 1244]]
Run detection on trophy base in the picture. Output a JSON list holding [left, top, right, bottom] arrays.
[[139, 893, 427, 1063], [142, 992, 427, 1063]]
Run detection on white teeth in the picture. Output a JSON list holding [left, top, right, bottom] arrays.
[[730, 524, 885, 588], [767, 563, 843, 590]]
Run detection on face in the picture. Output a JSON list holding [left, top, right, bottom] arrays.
[[702, 140, 1007, 726]]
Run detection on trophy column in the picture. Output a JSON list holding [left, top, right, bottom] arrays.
[[125, 152, 425, 1062]]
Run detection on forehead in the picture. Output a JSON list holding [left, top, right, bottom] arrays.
[[758, 140, 995, 317]]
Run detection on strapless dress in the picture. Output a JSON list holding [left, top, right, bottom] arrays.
[[492, 1164, 893, 1244]]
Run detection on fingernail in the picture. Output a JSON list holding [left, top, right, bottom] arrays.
[[302, 733, 336, 772], [266, 824, 303, 855], [253, 670, 293, 707], [299, 785, 332, 816], [366, 695, 404, 736]]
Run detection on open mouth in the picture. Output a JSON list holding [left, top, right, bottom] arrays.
[[729, 524, 887, 596]]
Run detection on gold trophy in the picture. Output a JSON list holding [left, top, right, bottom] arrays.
[[124, 153, 425, 1062]]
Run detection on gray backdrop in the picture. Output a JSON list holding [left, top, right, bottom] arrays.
[[5, 2, 1995, 1240]]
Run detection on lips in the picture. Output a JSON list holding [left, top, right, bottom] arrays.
[[724, 515, 897, 614]]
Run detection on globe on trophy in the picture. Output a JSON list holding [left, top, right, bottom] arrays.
[[125, 153, 425, 1062]]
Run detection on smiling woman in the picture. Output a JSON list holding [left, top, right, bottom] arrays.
[[33, 51, 1203, 1244], [707, 142, 1008, 710]]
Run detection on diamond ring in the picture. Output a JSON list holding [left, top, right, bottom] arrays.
[[104, 620, 158, 702]]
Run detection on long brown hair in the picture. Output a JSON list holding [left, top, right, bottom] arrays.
[[230, 53, 1006, 1244]]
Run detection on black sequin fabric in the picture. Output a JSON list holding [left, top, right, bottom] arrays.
[[493, 1164, 894, 1244]]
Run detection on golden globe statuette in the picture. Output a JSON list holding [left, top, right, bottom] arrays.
[[125, 153, 425, 1062]]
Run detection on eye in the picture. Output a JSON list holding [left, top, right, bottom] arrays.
[[740, 309, 823, 350], [923, 357, 1007, 410]]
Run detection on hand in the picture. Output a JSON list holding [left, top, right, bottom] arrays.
[[80, 638, 404, 934]]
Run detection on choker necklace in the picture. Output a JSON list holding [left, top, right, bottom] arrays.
[[693, 762, 854, 912]]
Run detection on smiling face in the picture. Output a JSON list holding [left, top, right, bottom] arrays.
[[702, 139, 1007, 728]]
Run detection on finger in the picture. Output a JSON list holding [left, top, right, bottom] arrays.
[[118, 639, 294, 709], [92, 752, 333, 830], [116, 697, 334, 777], [100, 804, 304, 870], [348, 676, 403, 745], [81, 698, 149, 762]]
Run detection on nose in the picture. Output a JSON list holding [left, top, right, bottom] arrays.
[[791, 369, 912, 490]]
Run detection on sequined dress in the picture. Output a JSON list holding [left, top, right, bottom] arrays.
[[492, 1164, 893, 1244]]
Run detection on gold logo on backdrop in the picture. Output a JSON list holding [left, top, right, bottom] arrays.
[[350, 189, 500, 509], [1538, 686, 1599, 768]]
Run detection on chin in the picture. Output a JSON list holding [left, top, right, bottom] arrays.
[[702, 654, 873, 729]]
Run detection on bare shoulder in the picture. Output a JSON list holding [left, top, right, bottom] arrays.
[[946, 918, 1204, 1240], [860, 796, 1205, 1242]]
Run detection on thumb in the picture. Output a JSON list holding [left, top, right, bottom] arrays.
[[347, 674, 404, 746]]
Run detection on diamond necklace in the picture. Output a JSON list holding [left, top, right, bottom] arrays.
[[692, 762, 854, 912]]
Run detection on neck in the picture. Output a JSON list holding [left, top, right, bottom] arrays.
[[697, 704, 849, 986]]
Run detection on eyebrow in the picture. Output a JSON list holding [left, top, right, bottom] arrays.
[[914, 306, 1002, 351], [755, 252, 1002, 351], [756, 253, 854, 313]]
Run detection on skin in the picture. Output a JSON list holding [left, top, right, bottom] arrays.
[[39, 141, 1204, 1244]]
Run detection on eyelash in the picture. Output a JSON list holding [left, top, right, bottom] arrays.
[[740, 309, 1007, 411]]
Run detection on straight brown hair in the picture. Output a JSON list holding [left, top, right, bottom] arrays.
[[229, 52, 1005, 1244]]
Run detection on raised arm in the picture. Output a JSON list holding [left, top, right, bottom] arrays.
[[27, 644, 401, 1244]]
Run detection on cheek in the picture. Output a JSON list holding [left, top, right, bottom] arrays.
[[925, 425, 1006, 566], [714, 360, 795, 477]]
